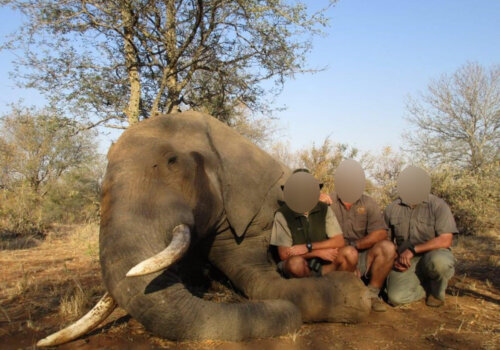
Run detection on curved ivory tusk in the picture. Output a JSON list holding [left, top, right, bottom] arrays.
[[37, 292, 116, 347], [126, 224, 191, 277]]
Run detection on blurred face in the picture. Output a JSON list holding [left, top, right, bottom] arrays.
[[283, 172, 320, 214], [397, 166, 431, 206], [334, 159, 365, 204]]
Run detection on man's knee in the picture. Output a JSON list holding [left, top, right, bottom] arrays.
[[284, 256, 310, 278], [423, 250, 455, 277], [372, 240, 397, 261], [340, 246, 359, 265], [387, 288, 412, 306]]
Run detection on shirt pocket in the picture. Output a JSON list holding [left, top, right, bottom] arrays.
[[353, 211, 368, 232], [417, 215, 435, 240]]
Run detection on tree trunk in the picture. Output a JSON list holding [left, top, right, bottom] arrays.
[[164, 0, 181, 114], [121, 4, 141, 126]]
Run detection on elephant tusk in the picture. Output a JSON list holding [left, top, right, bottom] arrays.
[[37, 292, 116, 347], [126, 224, 191, 277]]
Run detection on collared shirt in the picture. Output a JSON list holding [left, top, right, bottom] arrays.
[[384, 194, 458, 247], [329, 192, 388, 244], [270, 206, 342, 247]]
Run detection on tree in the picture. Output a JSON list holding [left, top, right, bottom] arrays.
[[296, 137, 360, 193], [0, 106, 98, 194], [405, 62, 500, 173], [366, 146, 406, 209], [0, 106, 101, 233], [2, 0, 335, 128], [228, 103, 280, 148]]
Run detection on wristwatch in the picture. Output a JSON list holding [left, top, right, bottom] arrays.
[[349, 240, 358, 249], [408, 245, 417, 255], [306, 241, 313, 252]]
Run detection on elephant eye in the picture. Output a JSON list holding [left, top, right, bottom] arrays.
[[167, 156, 177, 165]]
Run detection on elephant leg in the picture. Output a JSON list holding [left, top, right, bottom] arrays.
[[208, 231, 371, 323]]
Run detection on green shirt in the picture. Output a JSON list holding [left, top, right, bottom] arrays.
[[384, 194, 458, 247]]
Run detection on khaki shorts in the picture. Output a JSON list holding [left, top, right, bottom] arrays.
[[357, 250, 371, 277]]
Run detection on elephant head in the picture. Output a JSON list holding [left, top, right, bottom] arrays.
[[38, 111, 369, 346]]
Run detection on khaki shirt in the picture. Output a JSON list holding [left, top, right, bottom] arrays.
[[329, 192, 388, 244], [270, 206, 342, 247], [384, 194, 458, 247]]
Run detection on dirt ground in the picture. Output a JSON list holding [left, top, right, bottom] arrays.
[[1, 224, 499, 350]]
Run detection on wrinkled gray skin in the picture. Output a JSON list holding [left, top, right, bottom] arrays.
[[100, 111, 370, 341]]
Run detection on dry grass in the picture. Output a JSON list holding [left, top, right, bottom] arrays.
[[58, 280, 103, 321], [0, 223, 104, 343], [1, 226, 499, 349]]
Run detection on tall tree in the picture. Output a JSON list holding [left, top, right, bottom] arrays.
[[2, 0, 335, 127], [405, 62, 500, 172]]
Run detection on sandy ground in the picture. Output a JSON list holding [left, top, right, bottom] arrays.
[[1, 224, 499, 350]]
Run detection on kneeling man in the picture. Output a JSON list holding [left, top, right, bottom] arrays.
[[385, 166, 457, 307], [320, 160, 396, 312], [271, 169, 357, 278]]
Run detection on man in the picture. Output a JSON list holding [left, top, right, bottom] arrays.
[[384, 165, 457, 307], [320, 159, 396, 312], [271, 169, 358, 278]]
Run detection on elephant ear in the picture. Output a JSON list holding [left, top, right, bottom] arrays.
[[205, 115, 283, 237]]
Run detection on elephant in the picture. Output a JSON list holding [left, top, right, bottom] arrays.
[[37, 111, 370, 346]]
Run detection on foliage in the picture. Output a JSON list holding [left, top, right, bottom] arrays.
[[2, 0, 336, 126], [366, 146, 407, 210], [431, 164, 499, 235], [269, 137, 368, 193], [226, 104, 280, 148], [296, 138, 359, 193], [0, 107, 102, 234], [267, 140, 299, 169], [405, 62, 500, 173]]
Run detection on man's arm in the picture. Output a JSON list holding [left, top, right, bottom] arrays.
[[398, 233, 453, 269], [277, 244, 308, 261], [277, 235, 345, 262], [415, 233, 453, 253], [354, 229, 388, 250]]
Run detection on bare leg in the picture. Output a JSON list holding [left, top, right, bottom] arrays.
[[283, 256, 311, 278], [366, 241, 397, 289], [322, 246, 358, 275]]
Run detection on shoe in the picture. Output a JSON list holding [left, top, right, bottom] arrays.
[[371, 297, 387, 312], [426, 295, 444, 307]]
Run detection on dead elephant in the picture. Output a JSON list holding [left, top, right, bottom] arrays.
[[38, 111, 370, 346]]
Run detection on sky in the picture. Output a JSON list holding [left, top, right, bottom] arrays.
[[0, 0, 499, 156]]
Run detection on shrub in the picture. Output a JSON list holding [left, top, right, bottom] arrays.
[[431, 164, 499, 235]]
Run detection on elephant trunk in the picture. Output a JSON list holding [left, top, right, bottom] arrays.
[[133, 274, 302, 340], [208, 234, 371, 323], [100, 206, 301, 341], [104, 246, 302, 341]]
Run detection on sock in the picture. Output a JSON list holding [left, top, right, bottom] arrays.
[[368, 285, 380, 298]]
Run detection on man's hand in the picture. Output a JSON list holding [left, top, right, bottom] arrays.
[[319, 193, 333, 205], [398, 249, 414, 267], [394, 260, 408, 272], [289, 244, 308, 256], [313, 248, 339, 262]]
